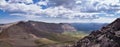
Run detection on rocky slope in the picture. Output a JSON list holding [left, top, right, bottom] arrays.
[[74, 18, 120, 47], [0, 21, 77, 47]]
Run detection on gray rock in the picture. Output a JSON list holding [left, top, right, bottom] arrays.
[[74, 18, 120, 47]]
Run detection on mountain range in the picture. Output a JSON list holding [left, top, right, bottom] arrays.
[[0, 21, 78, 47], [0, 20, 111, 47], [70, 23, 108, 33]]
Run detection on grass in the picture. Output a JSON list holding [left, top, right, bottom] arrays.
[[35, 31, 88, 47], [62, 31, 88, 39], [35, 38, 58, 45]]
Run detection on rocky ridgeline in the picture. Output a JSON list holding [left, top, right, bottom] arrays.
[[74, 18, 120, 47]]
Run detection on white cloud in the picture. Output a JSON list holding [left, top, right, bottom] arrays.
[[91, 17, 116, 23], [37, 0, 49, 6], [8, 0, 33, 4], [0, 0, 119, 23], [41, 6, 99, 19], [74, 0, 120, 13], [0, 0, 99, 20]]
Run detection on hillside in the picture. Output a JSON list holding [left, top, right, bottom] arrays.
[[74, 18, 120, 47], [0, 21, 78, 47]]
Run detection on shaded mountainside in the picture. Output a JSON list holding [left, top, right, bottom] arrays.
[[70, 23, 108, 33], [74, 18, 120, 47], [0, 21, 77, 47]]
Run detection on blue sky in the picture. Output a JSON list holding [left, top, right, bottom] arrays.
[[0, 0, 120, 23]]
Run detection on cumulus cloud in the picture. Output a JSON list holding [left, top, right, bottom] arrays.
[[8, 0, 33, 4], [41, 6, 99, 19], [91, 17, 116, 23], [0, 0, 120, 23], [37, 0, 49, 6], [48, 0, 75, 8], [0, 0, 99, 19], [75, 0, 120, 12]]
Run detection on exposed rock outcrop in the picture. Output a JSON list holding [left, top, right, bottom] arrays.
[[74, 18, 120, 47], [61, 23, 77, 32]]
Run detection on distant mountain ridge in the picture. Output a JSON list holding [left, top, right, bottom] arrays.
[[0, 21, 77, 33], [0, 24, 4, 26], [0, 21, 108, 33], [70, 23, 108, 33]]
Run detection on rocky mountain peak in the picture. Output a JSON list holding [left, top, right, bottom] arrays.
[[100, 18, 120, 32], [74, 18, 120, 47], [108, 18, 120, 31]]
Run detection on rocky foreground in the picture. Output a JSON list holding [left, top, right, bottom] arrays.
[[74, 18, 120, 47]]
